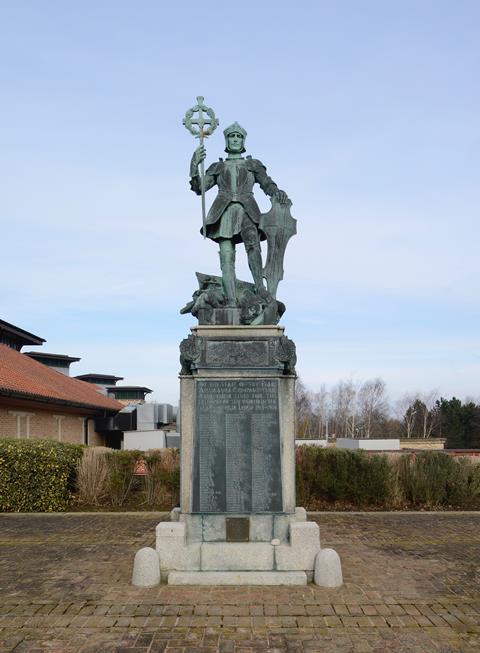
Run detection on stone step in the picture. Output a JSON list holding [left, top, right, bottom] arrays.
[[168, 571, 307, 585], [201, 542, 273, 571]]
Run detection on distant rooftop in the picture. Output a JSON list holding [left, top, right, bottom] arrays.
[[0, 319, 45, 351], [24, 352, 81, 363], [106, 386, 153, 393], [75, 373, 124, 385], [24, 351, 81, 376], [106, 386, 153, 402]]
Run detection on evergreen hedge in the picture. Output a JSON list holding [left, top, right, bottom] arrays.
[[395, 451, 480, 508], [0, 438, 83, 512], [296, 446, 480, 510], [1, 439, 479, 512], [296, 447, 392, 508]]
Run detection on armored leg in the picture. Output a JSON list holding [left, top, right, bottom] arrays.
[[241, 218, 265, 292], [218, 239, 237, 306]]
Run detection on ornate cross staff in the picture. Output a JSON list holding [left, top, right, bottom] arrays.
[[183, 96, 219, 238]]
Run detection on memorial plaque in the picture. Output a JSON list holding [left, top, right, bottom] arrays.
[[226, 517, 250, 542], [192, 379, 283, 513]]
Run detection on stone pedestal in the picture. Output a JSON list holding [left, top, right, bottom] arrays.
[[136, 325, 342, 586]]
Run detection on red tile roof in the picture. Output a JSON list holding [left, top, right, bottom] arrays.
[[0, 344, 123, 412]]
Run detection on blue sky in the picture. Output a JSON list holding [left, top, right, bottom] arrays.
[[1, 1, 479, 405]]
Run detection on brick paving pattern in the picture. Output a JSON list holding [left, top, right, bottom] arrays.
[[0, 512, 479, 652]]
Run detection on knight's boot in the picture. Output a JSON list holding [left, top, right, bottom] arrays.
[[219, 243, 237, 306], [246, 244, 266, 294]]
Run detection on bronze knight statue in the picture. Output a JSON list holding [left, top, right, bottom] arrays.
[[190, 121, 290, 305], [182, 97, 296, 325]]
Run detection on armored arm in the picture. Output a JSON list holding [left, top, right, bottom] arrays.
[[250, 158, 289, 203], [189, 147, 217, 195]]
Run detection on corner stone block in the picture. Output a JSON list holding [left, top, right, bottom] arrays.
[[290, 521, 320, 546], [156, 521, 201, 572], [156, 521, 186, 543], [275, 521, 321, 571], [132, 547, 160, 587], [314, 548, 343, 587]]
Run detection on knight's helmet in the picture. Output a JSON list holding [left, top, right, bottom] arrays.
[[223, 122, 247, 153]]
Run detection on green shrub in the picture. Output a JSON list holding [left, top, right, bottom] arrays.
[[446, 457, 480, 507], [104, 450, 142, 506], [403, 452, 448, 506], [296, 446, 392, 508], [0, 438, 83, 512], [296, 447, 480, 510], [397, 452, 480, 508]]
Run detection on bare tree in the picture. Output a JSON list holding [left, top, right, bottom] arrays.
[[395, 393, 419, 438], [419, 390, 439, 438], [312, 385, 330, 439], [330, 380, 357, 438], [295, 378, 315, 438], [394, 391, 439, 439], [294, 376, 443, 442], [357, 378, 388, 438]]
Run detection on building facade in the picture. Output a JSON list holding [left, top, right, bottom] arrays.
[[0, 320, 123, 445]]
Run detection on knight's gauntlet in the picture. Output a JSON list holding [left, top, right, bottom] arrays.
[[190, 153, 199, 178]]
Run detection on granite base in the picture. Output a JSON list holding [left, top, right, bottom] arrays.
[[153, 507, 340, 585]]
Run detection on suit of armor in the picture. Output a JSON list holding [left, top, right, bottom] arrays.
[[190, 157, 278, 242], [190, 155, 281, 304], [189, 121, 288, 306]]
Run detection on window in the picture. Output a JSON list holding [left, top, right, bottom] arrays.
[[8, 411, 34, 438]]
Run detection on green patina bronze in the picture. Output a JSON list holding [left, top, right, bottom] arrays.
[[182, 96, 296, 325], [183, 96, 219, 238]]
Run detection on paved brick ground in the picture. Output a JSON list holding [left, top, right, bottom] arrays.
[[0, 512, 479, 652]]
